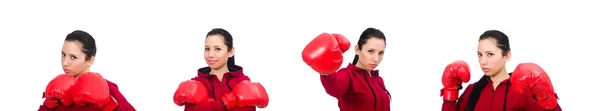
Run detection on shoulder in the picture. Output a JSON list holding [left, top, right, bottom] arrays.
[[228, 65, 251, 80], [230, 72, 251, 82], [103, 80, 126, 97], [104, 79, 119, 89], [190, 76, 204, 81], [462, 83, 477, 95], [335, 68, 352, 75]]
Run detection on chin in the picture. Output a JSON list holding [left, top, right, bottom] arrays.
[[483, 73, 493, 76], [483, 70, 500, 76], [208, 64, 224, 69]]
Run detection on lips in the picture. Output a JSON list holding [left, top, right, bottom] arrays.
[[207, 60, 218, 65], [481, 68, 490, 72], [63, 68, 71, 74], [369, 64, 377, 68]]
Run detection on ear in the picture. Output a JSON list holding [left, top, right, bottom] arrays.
[[354, 45, 360, 54], [228, 48, 235, 57], [504, 51, 511, 62], [86, 56, 95, 67]]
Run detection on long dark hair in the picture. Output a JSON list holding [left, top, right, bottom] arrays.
[[352, 27, 387, 65], [466, 30, 511, 111], [206, 28, 235, 67]]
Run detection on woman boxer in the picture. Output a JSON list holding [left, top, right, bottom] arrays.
[[39, 30, 136, 111], [302, 27, 392, 111], [440, 30, 562, 111], [172, 28, 269, 111]]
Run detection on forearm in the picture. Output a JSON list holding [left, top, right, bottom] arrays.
[[112, 103, 136, 111], [441, 101, 459, 111], [320, 72, 350, 98], [38, 105, 52, 111]]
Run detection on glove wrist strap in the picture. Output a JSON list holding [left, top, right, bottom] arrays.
[[102, 96, 119, 111], [221, 93, 237, 110], [441, 89, 459, 101]]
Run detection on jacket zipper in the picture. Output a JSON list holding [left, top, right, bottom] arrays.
[[491, 81, 510, 111], [488, 81, 495, 111], [360, 71, 377, 110]]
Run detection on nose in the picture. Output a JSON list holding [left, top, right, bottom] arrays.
[[208, 50, 216, 58], [479, 56, 488, 66], [372, 54, 380, 62], [62, 58, 69, 67]]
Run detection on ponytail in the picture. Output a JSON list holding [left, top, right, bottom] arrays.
[[227, 55, 235, 66], [466, 76, 488, 111], [352, 55, 359, 65]]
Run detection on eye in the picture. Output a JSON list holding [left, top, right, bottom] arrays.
[[477, 53, 482, 57], [487, 53, 494, 56], [368, 50, 375, 54], [379, 51, 384, 55], [215, 48, 222, 51], [62, 53, 66, 57], [71, 56, 77, 59]]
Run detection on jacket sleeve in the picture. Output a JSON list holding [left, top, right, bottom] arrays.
[[37, 105, 51, 111], [38, 92, 50, 111], [519, 89, 562, 111], [377, 76, 391, 100], [320, 70, 351, 98], [442, 84, 473, 111], [107, 82, 137, 111]]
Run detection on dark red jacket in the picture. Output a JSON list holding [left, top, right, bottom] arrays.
[[321, 63, 391, 111], [442, 75, 562, 111], [38, 80, 136, 111], [184, 65, 255, 111]]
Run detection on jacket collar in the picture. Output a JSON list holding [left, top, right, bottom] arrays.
[[485, 73, 513, 85], [196, 65, 245, 78], [346, 63, 380, 76]]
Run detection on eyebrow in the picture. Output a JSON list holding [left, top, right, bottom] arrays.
[[367, 48, 385, 52], [477, 51, 495, 53], [61, 51, 79, 57]]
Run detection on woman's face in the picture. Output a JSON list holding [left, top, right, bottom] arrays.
[[355, 37, 386, 71], [204, 35, 234, 70], [61, 41, 93, 76], [477, 38, 510, 76]]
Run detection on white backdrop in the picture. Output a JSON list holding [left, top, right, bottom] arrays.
[[0, 0, 598, 110]]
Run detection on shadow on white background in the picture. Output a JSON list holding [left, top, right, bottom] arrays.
[[0, 1, 598, 110]]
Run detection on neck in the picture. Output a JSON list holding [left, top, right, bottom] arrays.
[[73, 68, 91, 77], [210, 66, 230, 76], [490, 69, 510, 83]]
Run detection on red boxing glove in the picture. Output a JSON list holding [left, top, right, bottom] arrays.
[[441, 60, 471, 101], [72, 72, 118, 111], [221, 80, 269, 110], [510, 63, 558, 110], [302, 32, 351, 75], [43, 74, 77, 108], [173, 80, 209, 106]]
